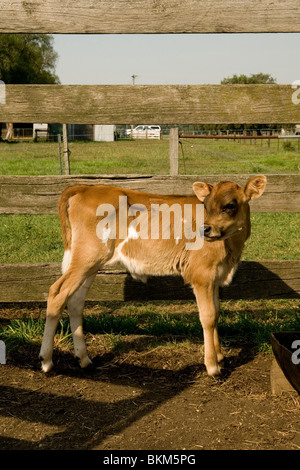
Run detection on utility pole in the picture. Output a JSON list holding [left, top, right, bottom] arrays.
[[131, 74, 138, 85], [130, 75, 138, 138]]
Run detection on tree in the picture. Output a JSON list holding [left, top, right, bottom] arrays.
[[221, 73, 277, 85], [0, 34, 59, 84], [0, 34, 59, 140]]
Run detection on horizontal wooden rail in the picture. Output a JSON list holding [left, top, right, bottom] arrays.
[[0, 261, 299, 302], [180, 134, 280, 140], [0, 0, 300, 34], [0, 174, 299, 214], [1, 85, 300, 124]]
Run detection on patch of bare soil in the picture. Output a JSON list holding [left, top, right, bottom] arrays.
[[0, 329, 299, 451]]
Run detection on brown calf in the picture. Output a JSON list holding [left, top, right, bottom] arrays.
[[40, 175, 266, 376]]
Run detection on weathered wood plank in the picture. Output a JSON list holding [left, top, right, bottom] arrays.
[[0, 261, 299, 303], [221, 261, 300, 299], [0, 174, 299, 214], [270, 358, 297, 395], [0, 0, 300, 34], [1, 85, 300, 124]]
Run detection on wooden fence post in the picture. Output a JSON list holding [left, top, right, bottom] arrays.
[[253, 130, 257, 145], [169, 127, 179, 176], [58, 134, 63, 175], [62, 124, 70, 175]]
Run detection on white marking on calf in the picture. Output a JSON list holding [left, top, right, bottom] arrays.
[[108, 227, 148, 282], [62, 249, 72, 274]]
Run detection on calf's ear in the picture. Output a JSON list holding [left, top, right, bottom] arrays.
[[193, 182, 213, 202], [244, 175, 267, 200]]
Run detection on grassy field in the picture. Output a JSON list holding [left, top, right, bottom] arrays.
[[0, 211, 299, 263], [0, 138, 299, 355], [0, 137, 299, 262], [0, 136, 299, 175]]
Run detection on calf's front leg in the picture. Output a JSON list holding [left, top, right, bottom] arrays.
[[193, 282, 222, 377]]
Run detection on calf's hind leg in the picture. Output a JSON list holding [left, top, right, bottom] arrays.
[[67, 273, 96, 369], [40, 265, 96, 372]]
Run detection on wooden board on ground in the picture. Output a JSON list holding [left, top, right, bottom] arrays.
[[270, 358, 298, 395]]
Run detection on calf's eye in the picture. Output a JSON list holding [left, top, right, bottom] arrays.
[[222, 203, 237, 212]]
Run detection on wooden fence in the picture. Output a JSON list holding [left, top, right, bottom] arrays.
[[0, 0, 299, 33], [0, 174, 299, 302], [0, 0, 299, 302], [1, 84, 300, 124]]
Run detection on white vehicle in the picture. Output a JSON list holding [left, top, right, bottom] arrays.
[[126, 125, 161, 139]]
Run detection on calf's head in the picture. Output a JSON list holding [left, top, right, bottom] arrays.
[[193, 175, 266, 241]]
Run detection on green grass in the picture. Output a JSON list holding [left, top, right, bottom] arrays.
[[0, 137, 299, 175], [0, 214, 63, 263], [0, 212, 299, 262], [0, 140, 170, 175], [242, 212, 300, 260], [179, 138, 300, 175], [0, 317, 72, 349], [1, 299, 299, 356]]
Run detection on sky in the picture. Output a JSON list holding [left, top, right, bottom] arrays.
[[53, 33, 300, 85]]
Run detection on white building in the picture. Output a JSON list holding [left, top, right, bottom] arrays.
[[33, 123, 48, 138], [94, 125, 116, 142]]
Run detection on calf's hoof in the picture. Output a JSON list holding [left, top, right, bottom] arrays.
[[206, 363, 222, 377], [40, 357, 54, 373], [77, 355, 93, 369]]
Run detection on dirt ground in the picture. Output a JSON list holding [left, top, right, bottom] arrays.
[[0, 308, 300, 451]]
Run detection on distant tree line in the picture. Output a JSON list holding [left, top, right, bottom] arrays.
[[0, 34, 59, 84], [221, 73, 277, 85]]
